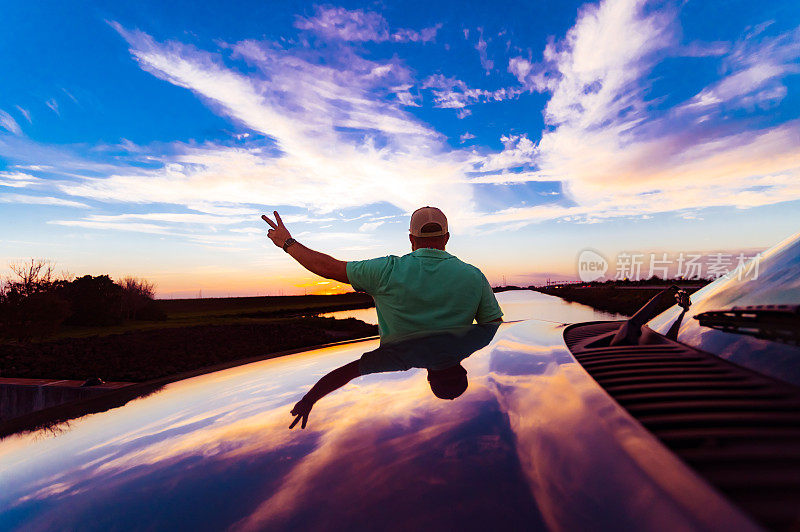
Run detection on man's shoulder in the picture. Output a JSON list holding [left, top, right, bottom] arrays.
[[349, 254, 400, 265], [447, 255, 485, 276]]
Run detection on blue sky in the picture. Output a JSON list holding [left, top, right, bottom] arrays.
[[1, 0, 799, 296]]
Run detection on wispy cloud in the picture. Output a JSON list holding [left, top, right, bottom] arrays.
[[0, 110, 22, 135], [295, 6, 440, 43], [0, 193, 88, 208], [0, 171, 43, 188], [486, 0, 800, 226], [45, 99, 60, 116], [59, 22, 475, 224], [422, 74, 522, 108], [475, 28, 494, 73], [14, 106, 32, 124], [682, 25, 800, 112]]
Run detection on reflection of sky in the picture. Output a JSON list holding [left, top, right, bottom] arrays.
[[0, 294, 754, 531], [648, 232, 800, 385], [322, 290, 626, 326]]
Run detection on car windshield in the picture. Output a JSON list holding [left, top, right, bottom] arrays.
[[647, 231, 800, 385]]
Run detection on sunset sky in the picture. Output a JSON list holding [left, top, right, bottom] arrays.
[[1, 0, 799, 297]]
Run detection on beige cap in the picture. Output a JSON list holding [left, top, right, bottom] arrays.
[[410, 206, 448, 237]]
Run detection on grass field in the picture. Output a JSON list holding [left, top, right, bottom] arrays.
[[34, 292, 376, 342], [533, 282, 708, 317], [0, 293, 378, 382]]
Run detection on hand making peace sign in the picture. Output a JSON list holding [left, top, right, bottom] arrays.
[[262, 211, 292, 249]]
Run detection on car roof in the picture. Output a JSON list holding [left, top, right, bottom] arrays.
[[0, 320, 755, 531]]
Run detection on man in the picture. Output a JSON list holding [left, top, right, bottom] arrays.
[[262, 206, 504, 427], [261, 206, 503, 343]]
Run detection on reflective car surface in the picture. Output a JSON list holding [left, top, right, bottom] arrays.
[[648, 231, 800, 386], [0, 291, 757, 531]]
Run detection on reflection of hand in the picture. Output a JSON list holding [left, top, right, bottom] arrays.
[[675, 289, 691, 310], [289, 396, 313, 429]]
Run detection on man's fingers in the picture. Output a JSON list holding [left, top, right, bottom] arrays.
[[261, 215, 278, 229], [274, 211, 284, 228], [301, 413, 308, 429], [289, 414, 301, 429]]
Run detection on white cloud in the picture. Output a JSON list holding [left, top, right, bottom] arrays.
[[4, 3, 800, 242], [50, 219, 171, 234], [15, 106, 32, 124], [422, 74, 522, 108], [0, 110, 22, 135], [475, 29, 494, 73], [45, 99, 60, 116], [358, 220, 385, 232], [295, 6, 440, 43], [682, 26, 800, 112], [60, 23, 475, 225], [0, 193, 88, 208], [0, 171, 43, 188], [483, 0, 800, 228], [83, 212, 251, 225], [472, 135, 536, 173]]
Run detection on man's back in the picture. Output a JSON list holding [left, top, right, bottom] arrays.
[[347, 248, 503, 343]]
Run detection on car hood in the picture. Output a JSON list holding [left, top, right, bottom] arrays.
[[0, 320, 754, 531]]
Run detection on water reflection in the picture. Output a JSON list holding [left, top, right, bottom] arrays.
[[321, 290, 626, 326]]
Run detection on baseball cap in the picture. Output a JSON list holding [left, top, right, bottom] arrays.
[[410, 206, 448, 237]]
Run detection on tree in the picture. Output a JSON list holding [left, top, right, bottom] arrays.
[[61, 275, 124, 326], [120, 277, 156, 320], [8, 258, 55, 296], [0, 259, 70, 341]]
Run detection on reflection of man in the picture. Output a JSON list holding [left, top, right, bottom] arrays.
[[262, 206, 503, 344], [289, 324, 500, 429]]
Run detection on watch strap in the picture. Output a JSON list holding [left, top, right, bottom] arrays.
[[283, 237, 297, 252]]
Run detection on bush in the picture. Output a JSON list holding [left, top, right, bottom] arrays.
[[120, 277, 158, 320], [0, 260, 164, 340], [60, 275, 124, 326]]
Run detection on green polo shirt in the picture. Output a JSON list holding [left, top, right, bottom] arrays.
[[346, 248, 503, 343]]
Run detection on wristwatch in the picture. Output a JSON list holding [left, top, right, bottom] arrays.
[[282, 237, 297, 252]]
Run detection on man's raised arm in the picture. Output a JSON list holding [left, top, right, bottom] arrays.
[[262, 211, 349, 284]]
